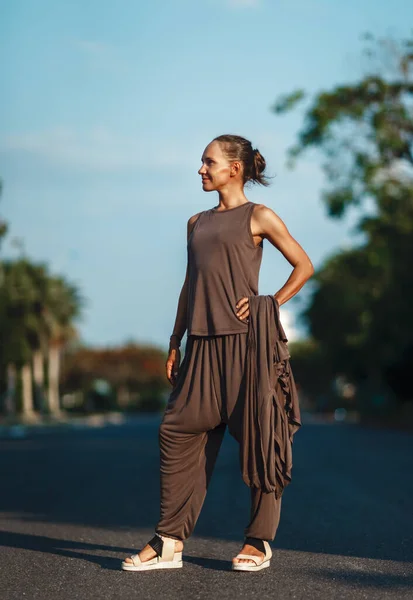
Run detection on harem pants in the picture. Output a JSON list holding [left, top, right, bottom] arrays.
[[155, 333, 282, 542]]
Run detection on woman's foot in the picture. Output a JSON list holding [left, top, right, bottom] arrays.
[[232, 542, 265, 566], [124, 537, 183, 565]]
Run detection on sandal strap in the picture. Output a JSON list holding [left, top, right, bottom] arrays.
[[129, 553, 142, 566], [263, 540, 271, 559], [160, 536, 175, 562], [245, 538, 272, 559], [147, 533, 176, 562], [245, 537, 266, 554], [147, 534, 163, 556]]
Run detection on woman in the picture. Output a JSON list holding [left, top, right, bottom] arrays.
[[122, 134, 314, 572]]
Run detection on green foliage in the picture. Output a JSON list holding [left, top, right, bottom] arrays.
[[271, 89, 306, 114], [273, 34, 413, 218], [274, 34, 413, 402], [0, 176, 86, 414], [0, 259, 84, 368], [289, 338, 334, 397]]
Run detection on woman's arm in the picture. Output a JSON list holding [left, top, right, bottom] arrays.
[[236, 205, 314, 321], [169, 267, 189, 350], [257, 204, 314, 305], [168, 212, 201, 351]]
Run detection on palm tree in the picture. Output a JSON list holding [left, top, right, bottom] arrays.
[[0, 260, 83, 419], [43, 276, 83, 416], [0, 260, 39, 418], [0, 179, 84, 418], [27, 262, 50, 413]]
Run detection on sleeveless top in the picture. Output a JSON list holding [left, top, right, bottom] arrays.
[[186, 201, 263, 336]]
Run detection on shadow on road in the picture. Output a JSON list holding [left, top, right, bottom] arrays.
[[308, 567, 413, 590], [0, 530, 126, 571], [0, 529, 232, 572]]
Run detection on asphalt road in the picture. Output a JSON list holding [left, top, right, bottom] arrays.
[[0, 415, 412, 599]]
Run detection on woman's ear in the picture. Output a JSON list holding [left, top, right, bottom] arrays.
[[230, 161, 241, 176]]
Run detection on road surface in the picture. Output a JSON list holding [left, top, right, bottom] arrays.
[[0, 415, 412, 599]]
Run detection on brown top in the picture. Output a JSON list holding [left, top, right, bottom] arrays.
[[186, 201, 263, 336]]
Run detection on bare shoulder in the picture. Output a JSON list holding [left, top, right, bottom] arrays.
[[187, 211, 203, 237], [252, 202, 277, 218], [188, 211, 203, 226], [254, 204, 282, 223], [252, 203, 289, 235]]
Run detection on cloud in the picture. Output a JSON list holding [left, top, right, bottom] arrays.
[[75, 40, 111, 56], [227, 0, 261, 6], [73, 39, 130, 73], [2, 127, 194, 172]]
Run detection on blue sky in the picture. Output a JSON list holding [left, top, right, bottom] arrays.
[[1, 0, 411, 348]]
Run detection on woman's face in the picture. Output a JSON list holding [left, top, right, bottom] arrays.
[[198, 141, 240, 191]]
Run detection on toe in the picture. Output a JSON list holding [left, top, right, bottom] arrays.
[[233, 557, 254, 564]]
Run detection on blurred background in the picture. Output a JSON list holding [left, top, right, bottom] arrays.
[[1, 0, 412, 428]]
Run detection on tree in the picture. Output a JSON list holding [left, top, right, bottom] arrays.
[[0, 260, 83, 418], [43, 275, 83, 415], [0, 260, 42, 416], [273, 34, 413, 218], [273, 34, 413, 402], [0, 178, 7, 249]]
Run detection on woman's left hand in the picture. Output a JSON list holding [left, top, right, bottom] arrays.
[[235, 297, 249, 322]]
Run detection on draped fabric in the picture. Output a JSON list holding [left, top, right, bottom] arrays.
[[240, 294, 302, 497]]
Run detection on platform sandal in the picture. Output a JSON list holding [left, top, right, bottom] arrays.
[[121, 533, 183, 571], [232, 537, 272, 572]]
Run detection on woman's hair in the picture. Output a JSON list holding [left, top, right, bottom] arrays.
[[212, 134, 272, 187]]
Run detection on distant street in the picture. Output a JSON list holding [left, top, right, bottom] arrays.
[[1, 416, 412, 599]]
